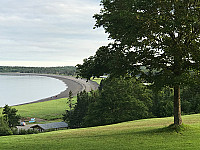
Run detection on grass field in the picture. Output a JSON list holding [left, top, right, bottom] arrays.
[[2, 97, 76, 120], [91, 78, 102, 85], [0, 114, 200, 149]]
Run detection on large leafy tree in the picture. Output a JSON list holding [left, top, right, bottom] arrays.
[[78, 0, 200, 125]]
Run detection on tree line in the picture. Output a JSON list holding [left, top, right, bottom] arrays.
[[63, 76, 200, 129], [0, 66, 76, 75]]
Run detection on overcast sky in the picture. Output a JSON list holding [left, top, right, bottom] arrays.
[[0, 0, 109, 67]]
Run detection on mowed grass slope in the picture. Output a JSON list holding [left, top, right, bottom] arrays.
[[1, 114, 200, 150], [12, 97, 76, 120]]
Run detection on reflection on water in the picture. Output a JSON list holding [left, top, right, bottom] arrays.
[[0, 75, 67, 107]]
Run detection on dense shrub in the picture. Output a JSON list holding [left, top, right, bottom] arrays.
[[63, 90, 97, 128], [151, 87, 174, 118], [11, 128, 39, 135], [18, 129, 27, 135], [181, 83, 200, 114], [84, 77, 152, 127], [0, 117, 13, 136], [64, 77, 152, 128], [11, 128, 18, 135]]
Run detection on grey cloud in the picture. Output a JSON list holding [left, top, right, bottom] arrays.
[[0, 0, 108, 66]]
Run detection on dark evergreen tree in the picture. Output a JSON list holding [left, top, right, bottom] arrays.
[[63, 91, 75, 128], [63, 90, 97, 128], [68, 90, 74, 112], [2, 105, 21, 128]]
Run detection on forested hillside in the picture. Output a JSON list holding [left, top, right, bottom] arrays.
[[0, 66, 76, 75]]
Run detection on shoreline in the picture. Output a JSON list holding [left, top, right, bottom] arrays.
[[0, 73, 99, 106]]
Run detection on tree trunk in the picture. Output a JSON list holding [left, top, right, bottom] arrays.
[[174, 85, 182, 125]]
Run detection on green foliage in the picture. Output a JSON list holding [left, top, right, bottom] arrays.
[[11, 128, 18, 135], [0, 66, 76, 75], [2, 105, 21, 128], [151, 87, 174, 118], [18, 129, 27, 135], [76, 44, 130, 80], [67, 91, 74, 111], [0, 117, 13, 136], [64, 77, 153, 128], [77, 0, 200, 125], [63, 91, 74, 128], [151, 81, 200, 117], [11, 128, 38, 135], [17, 129, 39, 135], [63, 77, 200, 128], [76, 46, 115, 80], [84, 77, 152, 127], [181, 81, 200, 114], [63, 90, 96, 128], [79, 0, 200, 87], [11, 80, 200, 125]]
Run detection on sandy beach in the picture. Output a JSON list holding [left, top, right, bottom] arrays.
[[38, 74, 99, 102], [0, 73, 99, 105]]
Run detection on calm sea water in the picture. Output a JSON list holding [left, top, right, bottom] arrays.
[[0, 75, 67, 107]]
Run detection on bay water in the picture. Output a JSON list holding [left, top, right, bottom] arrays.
[[0, 75, 67, 107]]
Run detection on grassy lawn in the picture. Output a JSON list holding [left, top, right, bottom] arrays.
[[91, 78, 102, 85], [1, 114, 200, 149], [12, 97, 76, 120]]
